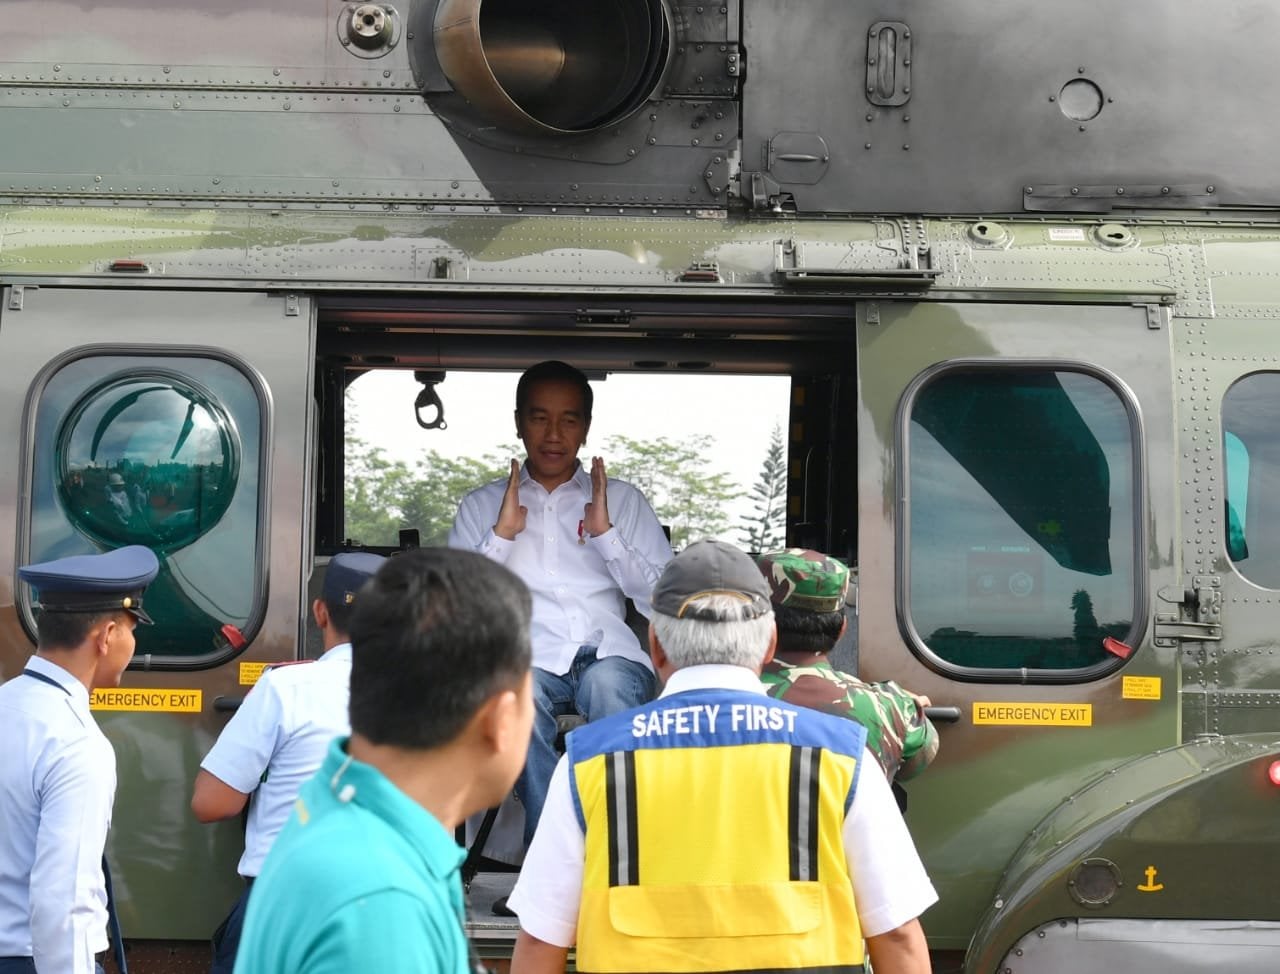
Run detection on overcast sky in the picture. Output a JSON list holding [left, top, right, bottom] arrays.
[[347, 370, 790, 535]]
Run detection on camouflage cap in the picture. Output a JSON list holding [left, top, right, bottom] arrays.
[[756, 548, 850, 613]]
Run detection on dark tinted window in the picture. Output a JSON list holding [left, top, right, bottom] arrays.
[[906, 368, 1137, 675], [27, 356, 264, 662], [1223, 373, 1280, 588]]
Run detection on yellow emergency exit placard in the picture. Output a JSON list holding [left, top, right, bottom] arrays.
[[91, 688, 202, 712], [973, 702, 1093, 726], [1122, 676, 1162, 700], [239, 661, 268, 686]]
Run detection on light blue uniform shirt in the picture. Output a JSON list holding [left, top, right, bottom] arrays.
[[200, 643, 353, 877], [234, 738, 469, 974], [0, 655, 114, 973]]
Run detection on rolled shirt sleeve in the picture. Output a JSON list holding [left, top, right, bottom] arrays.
[[506, 758, 583, 948], [199, 673, 286, 795], [842, 750, 938, 936]]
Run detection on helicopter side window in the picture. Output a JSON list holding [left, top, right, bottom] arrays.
[[904, 367, 1139, 679], [1223, 373, 1280, 588], [24, 355, 266, 664]]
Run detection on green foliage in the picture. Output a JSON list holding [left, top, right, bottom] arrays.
[[738, 423, 787, 553], [601, 433, 739, 548], [344, 436, 514, 547], [344, 418, 740, 550]]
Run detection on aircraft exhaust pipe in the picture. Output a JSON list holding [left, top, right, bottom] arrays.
[[433, 0, 671, 135]]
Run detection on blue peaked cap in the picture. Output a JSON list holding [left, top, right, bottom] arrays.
[[322, 552, 387, 608], [19, 545, 161, 625]]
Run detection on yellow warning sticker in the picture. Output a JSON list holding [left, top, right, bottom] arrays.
[[239, 662, 268, 686], [1122, 675, 1162, 701], [91, 688, 202, 713], [973, 702, 1093, 726]]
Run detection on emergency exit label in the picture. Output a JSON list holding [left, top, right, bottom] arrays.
[[1122, 676, 1162, 700], [973, 702, 1093, 726], [91, 688, 203, 712], [239, 662, 268, 686]]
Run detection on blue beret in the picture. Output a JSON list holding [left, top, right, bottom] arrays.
[[321, 552, 387, 609], [20, 545, 160, 625]]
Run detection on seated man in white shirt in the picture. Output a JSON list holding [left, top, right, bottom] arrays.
[[449, 361, 673, 880], [190, 551, 386, 974]]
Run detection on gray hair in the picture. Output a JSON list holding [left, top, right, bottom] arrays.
[[650, 594, 775, 670]]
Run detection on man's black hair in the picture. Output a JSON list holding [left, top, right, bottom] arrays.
[[773, 603, 845, 656], [321, 596, 356, 637], [348, 548, 533, 750], [515, 360, 593, 426], [36, 610, 119, 651]]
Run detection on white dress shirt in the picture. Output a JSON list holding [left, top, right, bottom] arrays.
[[449, 463, 673, 675], [508, 664, 939, 948], [199, 643, 352, 878], [0, 654, 114, 973]]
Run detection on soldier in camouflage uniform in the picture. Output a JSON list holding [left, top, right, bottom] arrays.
[[756, 549, 938, 782]]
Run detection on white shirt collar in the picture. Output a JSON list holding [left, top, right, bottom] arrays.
[[319, 642, 352, 663], [519, 459, 590, 494], [25, 653, 91, 706], [660, 663, 768, 698]]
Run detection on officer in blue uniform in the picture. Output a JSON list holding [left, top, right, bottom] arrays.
[[192, 551, 386, 974], [0, 545, 159, 974]]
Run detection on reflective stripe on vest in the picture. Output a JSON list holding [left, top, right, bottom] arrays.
[[568, 688, 867, 974]]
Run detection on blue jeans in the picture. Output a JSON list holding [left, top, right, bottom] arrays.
[[209, 880, 253, 974], [517, 646, 655, 844]]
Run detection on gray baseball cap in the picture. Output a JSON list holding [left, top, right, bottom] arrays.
[[651, 539, 773, 621]]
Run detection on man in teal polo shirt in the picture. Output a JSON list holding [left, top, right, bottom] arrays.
[[235, 549, 534, 974]]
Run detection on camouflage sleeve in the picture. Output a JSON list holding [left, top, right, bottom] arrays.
[[865, 680, 939, 781], [763, 664, 939, 782], [768, 669, 896, 779]]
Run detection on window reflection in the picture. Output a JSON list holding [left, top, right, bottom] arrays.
[[1223, 374, 1280, 587], [908, 369, 1136, 673], [30, 357, 262, 662], [55, 373, 239, 553]]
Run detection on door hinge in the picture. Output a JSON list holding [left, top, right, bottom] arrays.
[[8, 285, 25, 311], [1153, 575, 1223, 646], [284, 293, 300, 317]]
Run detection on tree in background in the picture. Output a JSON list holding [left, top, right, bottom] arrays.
[[603, 433, 738, 548], [345, 426, 740, 550], [344, 438, 512, 547], [738, 423, 788, 553]]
